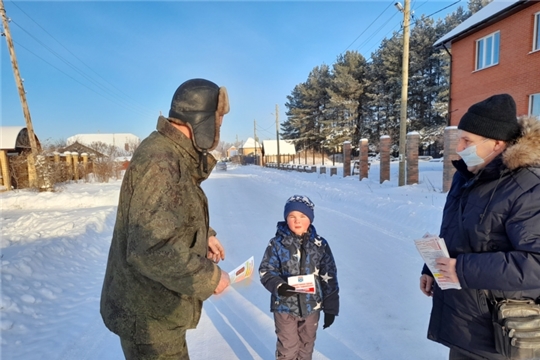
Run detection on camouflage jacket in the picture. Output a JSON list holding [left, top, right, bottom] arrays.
[[100, 116, 220, 343]]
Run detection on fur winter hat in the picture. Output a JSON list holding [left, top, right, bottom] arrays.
[[284, 195, 315, 223], [458, 94, 520, 142], [168, 78, 230, 152]]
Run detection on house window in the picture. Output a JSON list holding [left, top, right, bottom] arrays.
[[476, 31, 500, 70], [530, 93, 540, 118], [534, 12, 540, 51]]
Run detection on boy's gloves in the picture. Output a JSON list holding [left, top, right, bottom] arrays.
[[323, 313, 335, 329], [277, 283, 297, 297]]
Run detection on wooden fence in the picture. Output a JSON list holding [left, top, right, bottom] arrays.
[[0, 151, 103, 191]]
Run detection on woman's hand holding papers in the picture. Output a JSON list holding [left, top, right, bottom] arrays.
[[436, 257, 458, 283]]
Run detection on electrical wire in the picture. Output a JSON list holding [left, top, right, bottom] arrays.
[[426, 0, 461, 18], [348, 0, 461, 60], [11, 41, 155, 116], [8, 0, 144, 111], [355, 10, 402, 54], [5, 2, 156, 117], [342, 0, 395, 53]]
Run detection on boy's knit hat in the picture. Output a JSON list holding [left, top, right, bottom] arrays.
[[458, 94, 520, 141], [284, 195, 315, 223]]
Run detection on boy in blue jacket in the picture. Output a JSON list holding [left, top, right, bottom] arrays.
[[259, 195, 339, 360]]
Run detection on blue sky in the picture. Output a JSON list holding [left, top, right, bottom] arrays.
[[1, 0, 461, 145]]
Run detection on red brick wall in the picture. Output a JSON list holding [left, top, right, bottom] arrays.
[[450, 2, 540, 125]]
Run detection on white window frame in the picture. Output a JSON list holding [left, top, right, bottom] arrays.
[[530, 93, 540, 118], [476, 31, 500, 70], [534, 12, 540, 52]]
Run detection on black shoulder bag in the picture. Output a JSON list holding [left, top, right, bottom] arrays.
[[489, 292, 540, 360]]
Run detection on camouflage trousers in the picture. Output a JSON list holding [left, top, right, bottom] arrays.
[[274, 311, 320, 360], [120, 330, 189, 360]]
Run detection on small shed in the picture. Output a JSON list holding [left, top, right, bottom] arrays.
[[0, 126, 41, 191], [0, 126, 41, 153]]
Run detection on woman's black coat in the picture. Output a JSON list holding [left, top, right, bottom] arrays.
[[423, 117, 540, 359]]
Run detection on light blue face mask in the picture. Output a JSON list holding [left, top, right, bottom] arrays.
[[456, 139, 494, 167]]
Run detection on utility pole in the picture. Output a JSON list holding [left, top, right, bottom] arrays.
[[396, 0, 411, 186], [275, 104, 281, 169], [1, 0, 38, 187], [253, 119, 258, 165]]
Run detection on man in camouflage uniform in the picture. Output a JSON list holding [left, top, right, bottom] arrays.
[[100, 78, 231, 359]]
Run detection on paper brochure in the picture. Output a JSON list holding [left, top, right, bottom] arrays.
[[414, 235, 461, 290], [228, 256, 255, 284]]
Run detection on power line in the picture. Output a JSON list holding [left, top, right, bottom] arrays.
[[426, 0, 461, 18], [343, 0, 395, 53], [349, 0, 461, 59], [355, 10, 401, 54], [5, 2, 156, 117], [11, 19, 153, 116], [12, 41, 155, 116]]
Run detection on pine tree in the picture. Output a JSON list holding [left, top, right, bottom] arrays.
[[283, 0, 489, 157], [284, 65, 331, 159], [363, 35, 403, 152], [468, 0, 493, 15], [325, 51, 368, 147]]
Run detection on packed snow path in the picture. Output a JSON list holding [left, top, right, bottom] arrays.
[[1, 163, 449, 359]]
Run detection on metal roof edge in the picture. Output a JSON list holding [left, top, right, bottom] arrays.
[[433, 0, 527, 48]]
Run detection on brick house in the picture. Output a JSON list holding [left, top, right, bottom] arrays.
[[434, 0, 540, 123], [434, 0, 540, 191]]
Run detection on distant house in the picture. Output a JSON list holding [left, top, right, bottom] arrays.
[[60, 141, 106, 158], [434, 0, 540, 125], [67, 133, 140, 153], [261, 140, 296, 164], [238, 137, 261, 156], [227, 146, 238, 158]]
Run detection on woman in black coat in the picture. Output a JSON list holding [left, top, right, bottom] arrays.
[[419, 94, 540, 360]]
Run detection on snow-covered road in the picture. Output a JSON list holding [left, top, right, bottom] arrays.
[[1, 163, 449, 359]]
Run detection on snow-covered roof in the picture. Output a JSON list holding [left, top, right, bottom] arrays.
[[262, 140, 296, 156], [115, 156, 132, 162], [0, 126, 26, 150], [240, 137, 261, 149], [66, 133, 140, 148], [434, 0, 523, 47]]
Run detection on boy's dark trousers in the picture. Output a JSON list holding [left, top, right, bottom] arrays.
[[274, 311, 320, 360]]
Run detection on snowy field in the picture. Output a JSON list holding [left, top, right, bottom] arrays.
[[1, 161, 451, 359]]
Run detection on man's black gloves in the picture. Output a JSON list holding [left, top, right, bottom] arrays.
[[277, 283, 297, 297], [323, 313, 335, 329]]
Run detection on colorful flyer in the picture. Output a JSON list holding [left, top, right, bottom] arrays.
[[228, 256, 255, 284], [288, 274, 316, 294]]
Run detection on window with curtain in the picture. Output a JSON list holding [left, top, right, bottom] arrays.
[[476, 31, 500, 70]]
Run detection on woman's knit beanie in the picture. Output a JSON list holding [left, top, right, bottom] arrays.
[[458, 93, 520, 141]]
